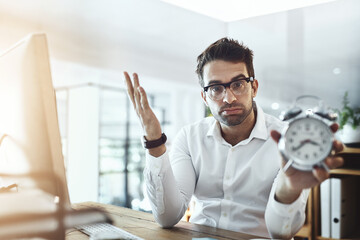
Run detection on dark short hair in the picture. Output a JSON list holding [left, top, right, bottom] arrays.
[[196, 37, 255, 87]]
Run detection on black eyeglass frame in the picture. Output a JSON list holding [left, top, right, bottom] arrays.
[[203, 77, 254, 92]]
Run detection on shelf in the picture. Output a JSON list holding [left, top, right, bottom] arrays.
[[334, 147, 360, 175], [330, 169, 360, 176], [316, 237, 356, 240], [341, 146, 360, 154], [301, 146, 360, 240]]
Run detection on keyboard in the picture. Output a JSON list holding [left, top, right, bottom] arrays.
[[76, 222, 144, 240]]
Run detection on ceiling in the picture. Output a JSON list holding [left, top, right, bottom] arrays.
[[161, 0, 336, 22], [0, 0, 359, 114]]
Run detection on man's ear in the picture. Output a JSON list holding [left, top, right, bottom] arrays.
[[201, 91, 208, 106], [251, 79, 259, 98]]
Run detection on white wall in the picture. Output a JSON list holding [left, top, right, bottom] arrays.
[[0, 0, 226, 85], [228, 0, 360, 116], [66, 86, 100, 203]]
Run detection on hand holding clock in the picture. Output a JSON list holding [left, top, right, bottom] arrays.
[[270, 123, 344, 204]]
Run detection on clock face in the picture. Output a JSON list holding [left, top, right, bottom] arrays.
[[283, 117, 333, 169]]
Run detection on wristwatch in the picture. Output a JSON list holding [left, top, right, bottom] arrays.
[[142, 133, 167, 149]]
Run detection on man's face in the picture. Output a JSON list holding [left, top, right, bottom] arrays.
[[201, 60, 258, 126]]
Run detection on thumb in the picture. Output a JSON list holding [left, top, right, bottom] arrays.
[[330, 123, 339, 133], [270, 130, 281, 143]]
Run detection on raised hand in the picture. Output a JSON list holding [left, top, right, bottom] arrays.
[[124, 72, 165, 156], [270, 123, 344, 203]]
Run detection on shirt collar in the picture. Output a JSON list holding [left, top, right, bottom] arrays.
[[206, 103, 269, 144], [249, 104, 268, 141], [207, 119, 223, 141]]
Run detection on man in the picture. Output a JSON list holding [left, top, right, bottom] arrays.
[[124, 38, 344, 239]]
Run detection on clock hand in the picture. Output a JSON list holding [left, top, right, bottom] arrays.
[[308, 140, 320, 146], [292, 140, 308, 151], [292, 139, 319, 151]]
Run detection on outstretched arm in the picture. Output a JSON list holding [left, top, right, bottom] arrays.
[[271, 123, 343, 204], [265, 123, 344, 239]]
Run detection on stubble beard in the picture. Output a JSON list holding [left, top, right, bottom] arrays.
[[216, 101, 254, 126]]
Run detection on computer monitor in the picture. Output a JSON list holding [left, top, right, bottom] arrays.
[[0, 33, 70, 205]]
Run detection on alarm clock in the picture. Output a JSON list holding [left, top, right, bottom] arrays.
[[278, 96, 336, 171]]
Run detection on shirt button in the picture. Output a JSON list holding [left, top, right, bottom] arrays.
[[285, 224, 289, 229], [225, 196, 230, 200], [289, 208, 294, 213], [223, 213, 227, 217], [226, 176, 230, 180]]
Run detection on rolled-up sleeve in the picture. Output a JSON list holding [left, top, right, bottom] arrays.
[[265, 172, 310, 239], [143, 128, 196, 228]]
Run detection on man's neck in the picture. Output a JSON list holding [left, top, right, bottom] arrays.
[[220, 108, 257, 146]]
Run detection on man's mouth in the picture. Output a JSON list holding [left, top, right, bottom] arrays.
[[221, 107, 243, 115]]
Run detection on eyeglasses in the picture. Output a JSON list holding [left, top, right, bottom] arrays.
[[203, 77, 254, 100]]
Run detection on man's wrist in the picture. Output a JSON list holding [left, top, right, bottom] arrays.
[[148, 144, 166, 158], [275, 173, 302, 204], [275, 187, 301, 204], [142, 133, 167, 149]]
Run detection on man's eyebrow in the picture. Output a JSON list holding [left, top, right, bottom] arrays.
[[207, 74, 248, 86], [231, 74, 247, 81], [207, 80, 223, 86]]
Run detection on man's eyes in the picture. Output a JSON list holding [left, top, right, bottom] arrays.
[[208, 80, 245, 92], [210, 85, 223, 92], [232, 81, 243, 88]]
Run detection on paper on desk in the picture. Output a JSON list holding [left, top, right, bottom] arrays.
[[0, 189, 57, 216], [0, 189, 59, 238], [192, 238, 218, 240]]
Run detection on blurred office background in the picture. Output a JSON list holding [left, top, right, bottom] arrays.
[[0, 0, 359, 211]]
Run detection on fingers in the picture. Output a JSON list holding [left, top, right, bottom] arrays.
[[124, 72, 148, 112], [270, 130, 294, 173], [132, 73, 142, 112], [124, 71, 136, 107], [325, 156, 344, 169], [270, 130, 281, 143], [333, 139, 344, 153], [330, 123, 339, 133], [138, 86, 150, 111], [312, 166, 330, 183]]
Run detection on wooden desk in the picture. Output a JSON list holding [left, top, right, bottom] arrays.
[[67, 202, 262, 240]]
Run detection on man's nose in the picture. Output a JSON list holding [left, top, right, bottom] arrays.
[[223, 88, 236, 104]]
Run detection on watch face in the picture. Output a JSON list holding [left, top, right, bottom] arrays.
[[283, 117, 333, 169]]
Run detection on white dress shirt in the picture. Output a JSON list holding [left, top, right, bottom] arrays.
[[144, 104, 310, 238]]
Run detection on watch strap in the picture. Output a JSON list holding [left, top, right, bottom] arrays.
[[143, 133, 167, 149]]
